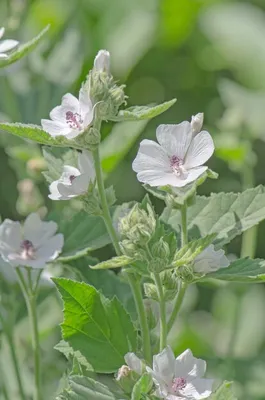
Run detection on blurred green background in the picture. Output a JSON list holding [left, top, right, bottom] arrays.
[[1, 0, 265, 399]]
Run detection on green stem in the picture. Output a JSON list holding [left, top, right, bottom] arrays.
[[0, 312, 27, 400], [181, 201, 188, 247], [153, 273, 167, 351], [16, 268, 42, 400], [92, 139, 152, 363]]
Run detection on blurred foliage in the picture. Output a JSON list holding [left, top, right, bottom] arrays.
[[2, 0, 265, 399]]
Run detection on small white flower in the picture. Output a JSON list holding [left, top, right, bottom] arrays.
[[0, 213, 64, 269], [94, 49, 110, 73], [41, 87, 95, 139], [124, 352, 144, 375], [193, 245, 230, 274], [191, 113, 204, 136], [132, 118, 214, 188], [0, 27, 19, 59], [146, 346, 213, 400], [49, 150, 95, 201]]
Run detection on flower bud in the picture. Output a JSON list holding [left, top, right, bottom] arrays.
[[93, 50, 110, 74], [151, 238, 170, 261], [191, 112, 204, 135]]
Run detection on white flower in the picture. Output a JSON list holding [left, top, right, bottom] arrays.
[[41, 87, 94, 139], [49, 150, 95, 201], [191, 113, 204, 136], [124, 352, 144, 375], [132, 118, 214, 188], [0, 27, 19, 59], [94, 49, 110, 73], [0, 213, 64, 269], [193, 245, 230, 274], [146, 346, 213, 400]]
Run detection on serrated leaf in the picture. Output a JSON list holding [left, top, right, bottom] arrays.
[[54, 278, 137, 373], [48, 209, 110, 260], [0, 123, 76, 147], [54, 340, 93, 372], [110, 99, 176, 122], [210, 381, 237, 399], [163, 185, 265, 249], [90, 255, 134, 270], [57, 375, 117, 400], [208, 258, 265, 282], [0, 25, 49, 68], [131, 374, 153, 400], [170, 234, 216, 269]]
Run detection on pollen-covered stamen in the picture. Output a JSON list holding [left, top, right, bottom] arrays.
[[170, 155, 185, 176], [65, 111, 83, 130], [172, 377, 187, 392], [20, 239, 35, 260]]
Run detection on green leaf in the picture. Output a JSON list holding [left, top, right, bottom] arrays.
[[170, 234, 216, 269], [54, 278, 137, 373], [54, 340, 93, 372], [210, 381, 237, 399], [0, 123, 76, 147], [100, 120, 148, 174], [0, 25, 50, 68], [57, 375, 117, 399], [90, 255, 134, 270], [110, 99, 177, 122], [131, 374, 153, 400], [163, 186, 265, 249], [48, 209, 110, 260], [208, 258, 265, 282]]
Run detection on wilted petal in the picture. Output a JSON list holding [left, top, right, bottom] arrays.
[[0, 39, 19, 53], [184, 131, 214, 169], [182, 378, 213, 399], [156, 122, 193, 158], [124, 352, 143, 375], [132, 139, 170, 173]]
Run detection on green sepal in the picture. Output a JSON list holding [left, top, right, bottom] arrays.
[[90, 255, 134, 270]]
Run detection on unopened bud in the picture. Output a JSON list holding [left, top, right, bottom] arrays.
[[151, 238, 170, 261], [191, 112, 204, 135], [94, 50, 110, 74]]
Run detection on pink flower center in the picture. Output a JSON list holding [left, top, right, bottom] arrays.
[[65, 111, 83, 130], [20, 239, 35, 260], [170, 155, 187, 178], [172, 377, 187, 392], [69, 175, 76, 183]]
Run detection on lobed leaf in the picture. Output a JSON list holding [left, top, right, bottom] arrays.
[[162, 186, 265, 249], [208, 258, 265, 282], [109, 99, 177, 122], [54, 278, 137, 373], [0, 25, 50, 68]]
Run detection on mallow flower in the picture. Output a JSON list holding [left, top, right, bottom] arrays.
[[132, 116, 214, 188], [41, 86, 95, 139], [0, 213, 63, 269], [49, 150, 95, 201], [193, 245, 230, 274], [146, 346, 213, 399], [93, 49, 110, 73], [0, 27, 19, 59]]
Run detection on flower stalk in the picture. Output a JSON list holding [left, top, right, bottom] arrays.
[[16, 268, 42, 400], [153, 273, 167, 351]]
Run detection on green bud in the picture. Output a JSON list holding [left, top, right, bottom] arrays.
[[151, 238, 170, 261], [177, 264, 195, 283]]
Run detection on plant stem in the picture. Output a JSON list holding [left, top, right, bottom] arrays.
[[153, 273, 167, 351], [16, 268, 42, 400], [167, 201, 188, 334], [92, 140, 152, 363], [0, 312, 27, 400]]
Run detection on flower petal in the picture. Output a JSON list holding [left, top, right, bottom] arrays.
[[191, 113, 204, 136], [0, 219, 21, 253], [175, 349, 206, 379], [79, 86, 93, 118], [78, 151, 95, 179], [71, 174, 90, 194], [94, 49, 110, 73], [61, 93, 79, 112], [0, 39, 19, 53], [156, 122, 193, 158], [136, 170, 184, 187], [182, 378, 213, 399], [41, 119, 69, 137], [193, 245, 230, 273], [24, 213, 58, 248], [124, 352, 143, 375], [0, 27, 5, 40], [60, 166, 81, 183], [36, 233, 64, 260], [153, 346, 176, 386], [184, 131, 214, 169], [132, 139, 170, 173], [0, 53, 8, 59]]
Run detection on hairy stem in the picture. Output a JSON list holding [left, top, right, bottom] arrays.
[[153, 273, 167, 351], [0, 311, 26, 400], [16, 268, 42, 400], [92, 136, 152, 364]]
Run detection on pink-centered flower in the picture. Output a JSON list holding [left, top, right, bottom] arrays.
[[146, 346, 213, 399], [132, 117, 214, 188], [0, 213, 63, 269], [41, 87, 95, 140], [0, 27, 19, 59]]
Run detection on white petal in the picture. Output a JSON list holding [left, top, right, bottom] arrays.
[[50, 105, 68, 122], [0, 53, 8, 59], [153, 346, 176, 386], [79, 86, 93, 118], [0, 39, 19, 53], [56, 182, 78, 198], [184, 131, 214, 169], [41, 119, 70, 137], [182, 378, 213, 399], [64, 128, 83, 139], [156, 122, 193, 158], [61, 165, 81, 182], [94, 49, 110, 73], [183, 166, 208, 185], [136, 170, 182, 187], [146, 366, 169, 397], [175, 349, 206, 379], [24, 213, 58, 248], [71, 174, 90, 194], [48, 180, 62, 200], [61, 93, 79, 112], [78, 150, 95, 178], [36, 234, 64, 260], [194, 245, 230, 274], [132, 139, 170, 173], [191, 113, 204, 135], [0, 219, 22, 253], [0, 27, 5, 40], [124, 353, 143, 375]]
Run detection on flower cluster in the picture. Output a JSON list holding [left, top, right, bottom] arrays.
[[0, 27, 19, 59], [124, 346, 213, 399]]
